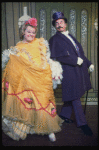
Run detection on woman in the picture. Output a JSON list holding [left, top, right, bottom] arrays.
[[2, 18, 63, 141]]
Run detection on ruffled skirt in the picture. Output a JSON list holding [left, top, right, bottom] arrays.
[[2, 55, 63, 140]]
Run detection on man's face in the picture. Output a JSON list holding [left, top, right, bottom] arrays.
[[55, 19, 67, 32]]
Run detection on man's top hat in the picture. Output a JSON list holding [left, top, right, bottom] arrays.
[[52, 12, 67, 26]]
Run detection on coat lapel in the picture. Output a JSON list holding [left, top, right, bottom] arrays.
[[56, 32, 79, 55]]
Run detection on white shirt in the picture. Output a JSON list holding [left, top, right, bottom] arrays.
[[61, 30, 77, 49]]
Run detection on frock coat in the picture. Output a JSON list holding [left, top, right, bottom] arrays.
[[49, 31, 92, 102]]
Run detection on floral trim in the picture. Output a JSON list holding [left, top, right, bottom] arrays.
[[24, 98, 33, 104], [2, 79, 56, 118], [51, 108, 56, 117], [5, 81, 9, 89]]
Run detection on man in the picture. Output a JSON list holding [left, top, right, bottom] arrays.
[[49, 12, 94, 136]]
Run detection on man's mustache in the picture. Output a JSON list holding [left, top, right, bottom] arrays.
[[57, 26, 63, 29]]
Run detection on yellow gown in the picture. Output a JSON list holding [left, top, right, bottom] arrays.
[[2, 38, 63, 140]]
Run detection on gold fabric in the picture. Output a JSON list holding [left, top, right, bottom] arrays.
[[2, 38, 63, 140]]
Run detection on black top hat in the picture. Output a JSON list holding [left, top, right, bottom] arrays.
[[52, 12, 67, 26]]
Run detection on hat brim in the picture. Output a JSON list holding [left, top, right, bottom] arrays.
[[52, 17, 67, 27]]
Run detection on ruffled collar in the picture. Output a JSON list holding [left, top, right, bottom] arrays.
[[61, 30, 69, 36]]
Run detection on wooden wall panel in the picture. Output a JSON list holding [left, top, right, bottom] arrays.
[[6, 2, 15, 48], [1, 3, 7, 50], [13, 2, 20, 45], [2, 2, 36, 50]]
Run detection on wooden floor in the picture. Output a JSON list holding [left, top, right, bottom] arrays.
[[2, 105, 98, 146]]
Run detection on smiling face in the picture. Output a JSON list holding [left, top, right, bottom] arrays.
[[55, 19, 67, 32], [23, 26, 36, 43]]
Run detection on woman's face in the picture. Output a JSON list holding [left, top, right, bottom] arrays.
[[23, 26, 36, 43]]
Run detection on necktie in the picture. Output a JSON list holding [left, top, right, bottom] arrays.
[[74, 42, 80, 57], [69, 35, 80, 57]]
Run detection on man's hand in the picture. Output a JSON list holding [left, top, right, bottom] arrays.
[[77, 57, 83, 65], [89, 64, 94, 72]]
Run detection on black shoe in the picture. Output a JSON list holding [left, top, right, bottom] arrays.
[[80, 125, 93, 136], [59, 115, 74, 123]]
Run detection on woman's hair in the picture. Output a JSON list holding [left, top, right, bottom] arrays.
[[19, 23, 38, 41]]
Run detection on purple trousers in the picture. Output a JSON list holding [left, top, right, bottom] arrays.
[[59, 98, 87, 127]]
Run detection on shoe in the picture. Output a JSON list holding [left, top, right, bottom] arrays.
[[59, 115, 74, 123], [80, 125, 93, 136], [48, 133, 56, 142]]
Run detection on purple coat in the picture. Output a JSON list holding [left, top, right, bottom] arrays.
[[49, 31, 92, 101]]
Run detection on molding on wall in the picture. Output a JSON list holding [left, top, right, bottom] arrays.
[[56, 98, 98, 105]]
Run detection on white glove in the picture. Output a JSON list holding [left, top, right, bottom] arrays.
[[89, 64, 94, 72], [77, 57, 83, 65]]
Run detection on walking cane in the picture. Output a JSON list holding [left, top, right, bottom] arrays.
[[84, 90, 88, 114], [84, 73, 90, 114]]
